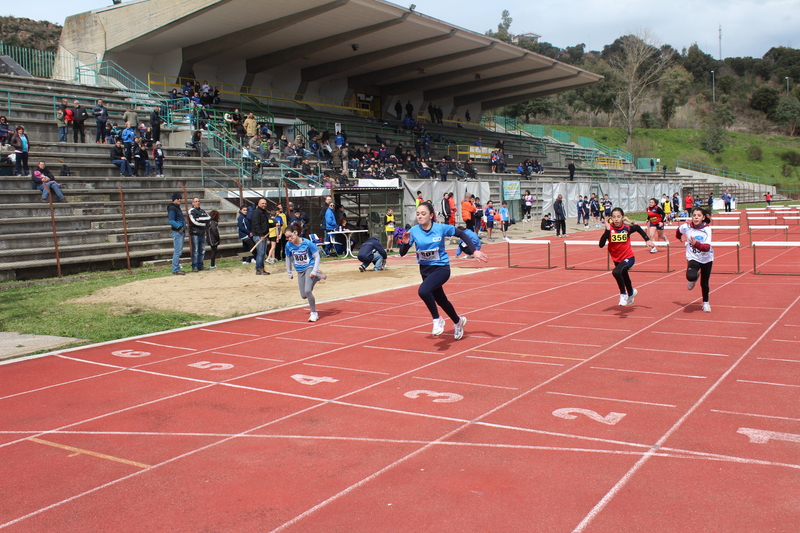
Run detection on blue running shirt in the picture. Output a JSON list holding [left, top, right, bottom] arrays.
[[285, 238, 318, 273], [408, 223, 455, 266]]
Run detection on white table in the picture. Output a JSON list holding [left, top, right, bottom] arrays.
[[328, 229, 369, 258]]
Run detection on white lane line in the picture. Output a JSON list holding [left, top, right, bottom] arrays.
[[674, 318, 763, 325], [590, 366, 707, 379], [275, 337, 346, 345], [650, 331, 748, 339], [412, 331, 493, 339], [546, 391, 676, 408], [363, 345, 441, 356], [737, 379, 800, 388], [411, 376, 518, 390], [577, 313, 655, 319], [468, 319, 527, 326], [303, 363, 389, 375], [211, 352, 284, 362], [758, 357, 800, 363], [784, 324, 800, 327], [136, 341, 194, 351], [255, 317, 304, 324], [199, 329, 261, 337], [548, 325, 630, 332], [328, 324, 393, 331], [623, 346, 729, 357], [772, 339, 800, 343], [710, 409, 800, 423], [0, 369, 124, 401], [466, 355, 563, 366], [510, 339, 601, 348]]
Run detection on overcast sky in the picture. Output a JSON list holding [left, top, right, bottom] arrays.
[[6, 0, 798, 59]]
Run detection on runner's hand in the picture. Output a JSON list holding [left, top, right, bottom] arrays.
[[473, 250, 489, 263], [287, 273, 293, 279]]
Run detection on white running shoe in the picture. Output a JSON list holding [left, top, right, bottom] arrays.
[[618, 294, 628, 306], [454, 316, 467, 340], [626, 289, 638, 306], [432, 318, 446, 336], [687, 280, 696, 290], [308, 312, 319, 322], [649, 247, 658, 254], [702, 302, 711, 312]]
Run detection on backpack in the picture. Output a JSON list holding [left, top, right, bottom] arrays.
[[60, 164, 71, 176]]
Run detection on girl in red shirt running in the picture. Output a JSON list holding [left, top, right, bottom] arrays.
[[599, 207, 657, 306], [646, 197, 668, 251]]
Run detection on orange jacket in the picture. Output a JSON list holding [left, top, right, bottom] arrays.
[[461, 199, 476, 221]]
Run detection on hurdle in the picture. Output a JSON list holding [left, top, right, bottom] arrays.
[[747, 216, 778, 225], [781, 216, 800, 225], [749, 225, 789, 242], [710, 241, 743, 274], [712, 225, 742, 239], [564, 240, 672, 272], [752, 241, 800, 275], [507, 238, 555, 269]]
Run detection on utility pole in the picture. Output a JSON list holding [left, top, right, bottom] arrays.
[[711, 71, 715, 103], [718, 24, 722, 60]]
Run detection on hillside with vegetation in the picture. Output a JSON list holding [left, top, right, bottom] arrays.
[[0, 16, 61, 52]]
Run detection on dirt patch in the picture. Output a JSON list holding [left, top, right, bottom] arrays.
[[71, 257, 486, 317]]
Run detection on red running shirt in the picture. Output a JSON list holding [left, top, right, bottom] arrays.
[[647, 205, 664, 225], [600, 223, 649, 263]]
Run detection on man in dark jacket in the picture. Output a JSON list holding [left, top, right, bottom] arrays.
[[110, 139, 135, 176], [72, 100, 89, 143], [167, 193, 186, 275], [188, 197, 211, 272], [464, 159, 477, 180], [92, 99, 108, 144], [250, 198, 273, 275], [553, 194, 567, 237], [568, 160, 576, 181], [357, 235, 387, 271]]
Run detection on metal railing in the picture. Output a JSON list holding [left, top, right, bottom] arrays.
[[0, 42, 56, 78], [676, 160, 771, 185]]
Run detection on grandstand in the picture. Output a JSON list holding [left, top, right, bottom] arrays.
[[0, 0, 777, 281]]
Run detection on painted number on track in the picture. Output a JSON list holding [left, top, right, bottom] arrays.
[[404, 390, 463, 403], [291, 374, 339, 386], [111, 349, 151, 358], [738, 427, 800, 445], [188, 361, 235, 371], [552, 408, 626, 425]]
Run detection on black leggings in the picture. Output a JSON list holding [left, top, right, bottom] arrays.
[[687, 260, 713, 302], [208, 245, 218, 267], [418, 264, 459, 323], [612, 257, 635, 296], [555, 219, 566, 236]]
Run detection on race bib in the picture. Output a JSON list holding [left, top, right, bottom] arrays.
[[293, 250, 310, 266], [417, 248, 441, 262], [610, 233, 628, 243]]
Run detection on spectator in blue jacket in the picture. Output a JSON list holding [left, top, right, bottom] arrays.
[[121, 121, 136, 161], [167, 193, 186, 275], [237, 205, 256, 263], [324, 200, 338, 256], [357, 235, 388, 271]]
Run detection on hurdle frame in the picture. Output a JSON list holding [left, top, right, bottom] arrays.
[[507, 238, 555, 269], [752, 241, 800, 275], [749, 225, 789, 242], [710, 242, 743, 274], [564, 240, 672, 272]]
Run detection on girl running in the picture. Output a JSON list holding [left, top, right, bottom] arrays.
[[646, 197, 668, 251], [284, 224, 327, 322], [399, 202, 489, 339], [677, 207, 714, 312], [599, 207, 657, 307]]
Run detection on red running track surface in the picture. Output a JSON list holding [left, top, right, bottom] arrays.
[[1, 232, 800, 532]]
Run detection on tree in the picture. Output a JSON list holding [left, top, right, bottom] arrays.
[[574, 57, 617, 125], [607, 30, 676, 144], [659, 64, 692, 127], [682, 44, 718, 82], [774, 96, 800, 136], [486, 10, 513, 42], [750, 85, 781, 117]]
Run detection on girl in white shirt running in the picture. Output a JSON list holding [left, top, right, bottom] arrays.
[[676, 207, 714, 312]]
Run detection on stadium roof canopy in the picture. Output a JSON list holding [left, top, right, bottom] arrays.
[[59, 0, 602, 116]]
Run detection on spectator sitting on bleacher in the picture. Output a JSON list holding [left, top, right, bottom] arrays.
[[182, 80, 193, 102], [200, 91, 213, 107], [284, 143, 302, 167], [111, 139, 135, 177], [517, 163, 530, 178], [0, 116, 11, 146], [133, 138, 151, 177], [32, 161, 66, 203], [248, 133, 264, 160], [168, 88, 180, 107], [541, 214, 554, 230]]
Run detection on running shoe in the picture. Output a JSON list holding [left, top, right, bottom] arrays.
[[702, 302, 711, 313], [454, 316, 467, 340], [432, 318, 446, 336], [563, 233, 569, 237], [358, 265, 366, 272], [308, 312, 319, 322], [626, 289, 638, 306], [649, 247, 658, 253], [687, 280, 696, 290], [618, 294, 628, 306]]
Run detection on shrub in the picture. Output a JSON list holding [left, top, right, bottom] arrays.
[[782, 163, 794, 177], [748, 145, 763, 161], [780, 150, 800, 166]]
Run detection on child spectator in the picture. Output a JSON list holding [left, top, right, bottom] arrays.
[[499, 201, 511, 241], [384, 207, 396, 252], [153, 141, 165, 177], [206, 210, 220, 268], [357, 234, 388, 271]]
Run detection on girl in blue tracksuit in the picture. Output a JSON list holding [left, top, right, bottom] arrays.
[[399, 202, 489, 340], [285, 223, 327, 322]]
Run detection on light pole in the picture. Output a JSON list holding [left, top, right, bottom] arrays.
[[711, 71, 715, 103], [787, 77, 790, 95]]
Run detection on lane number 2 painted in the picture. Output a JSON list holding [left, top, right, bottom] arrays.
[[552, 408, 626, 425], [404, 390, 464, 403]]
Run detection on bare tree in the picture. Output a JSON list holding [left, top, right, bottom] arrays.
[[608, 29, 675, 144]]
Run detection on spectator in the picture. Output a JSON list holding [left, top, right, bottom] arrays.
[[464, 158, 477, 180], [465, 110, 471, 122], [122, 107, 138, 132], [237, 205, 256, 263], [568, 160, 576, 181], [244, 112, 258, 140], [437, 157, 449, 181], [92, 99, 108, 144], [10, 125, 30, 176], [133, 138, 151, 176], [394, 100, 403, 120], [284, 142, 301, 167], [248, 132, 265, 160], [150, 108, 163, 143], [32, 161, 66, 203], [54, 109, 67, 144], [153, 141, 165, 177], [0, 116, 11, 145], [405, 100, 414, 118], [206, 210, 221, 269], [188, 196, 211, 272], [72, 100, 89, 143], [357, 234, 388, 271], [121, 121, 136, 161], [541, 213, 555, 230], [167, 192, 186, 275], [553, 194, 567, 237], [110, 139, 135, 176]]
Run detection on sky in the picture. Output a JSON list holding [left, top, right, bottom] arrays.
[[5, 0, 799, 59]]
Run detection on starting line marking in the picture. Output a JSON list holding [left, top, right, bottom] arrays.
[[275, 337, 346, 345], [303, 363, 389, 375], [710, 409, 800, 423], [623, 346, 729, 357], [412, 376, 518, 390], [591, 366, 707, 379], [772, 339, 800, 343], [510, 338, 601, 348], [547, 325, 630, 332], [737, 379, 800, 388], [27, 437, 150, 469], [199, 329, 261, 337], [136, 341, 194, 351], [546, 391, 676, 408], [211, 351, 284, 362], [465, 355, 563, 366], [651, 331, 748, 339], [673, 318, 763, 325], [362, 345, 441, 356], [327, 324, 392, 331], [471, 349, 585, 361]]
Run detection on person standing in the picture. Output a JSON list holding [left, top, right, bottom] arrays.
[[684, 192, 694, 212], [9, 125, 30, 176], [72, 100, 88, 143], [399, 202, 489, 340], [568, 160, 576, 181], [121, 121, 136, 161], [440, 194, 452, 227], [153, 141, 165, 177], [55, 107, 68, 143], [599, 207, 657, 307], [285, 223, 328, 322], [677, 207, 714, 312], [251, 198, 273, 275], [437, 157, 449, 181], [150, 108, 163, 144], [188, 197, 211, 272], [447, 193, 457, 226], [206, 210, 221, 269], [168, 193, 186, 275], [405, 100, 414, 118], [523, 190, 534, 220], [394, 101, 403, 121], [499, 201, 511, 241], [274, 203, 288, 261], [553, 194, 567, 237], [461, 195, 477, 232], [384, 207, 396, 252], [92, 99, 108, 144], [122, 107, 138, 132], [237, 205, 256, 264], [722, 190, 732, 212]]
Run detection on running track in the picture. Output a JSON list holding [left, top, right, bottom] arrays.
[[2, 222, 800, 532]]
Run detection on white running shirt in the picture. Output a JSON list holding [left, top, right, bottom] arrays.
[[678, 223, 714, 263]]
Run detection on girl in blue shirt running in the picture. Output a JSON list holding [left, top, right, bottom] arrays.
[[399, 202, 489, 340], [285, 223, 327, 322]]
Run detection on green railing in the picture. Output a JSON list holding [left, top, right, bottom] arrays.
[[551, 130, 571, 144], [0, 42, 56, 78], [76, 61, 168, 111], [636, 158, 661, 170], [676, 160, 770, 185]]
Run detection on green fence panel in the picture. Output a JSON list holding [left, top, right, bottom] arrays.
[[551, 130, 571, 143], [578, 136, 594, 149]]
